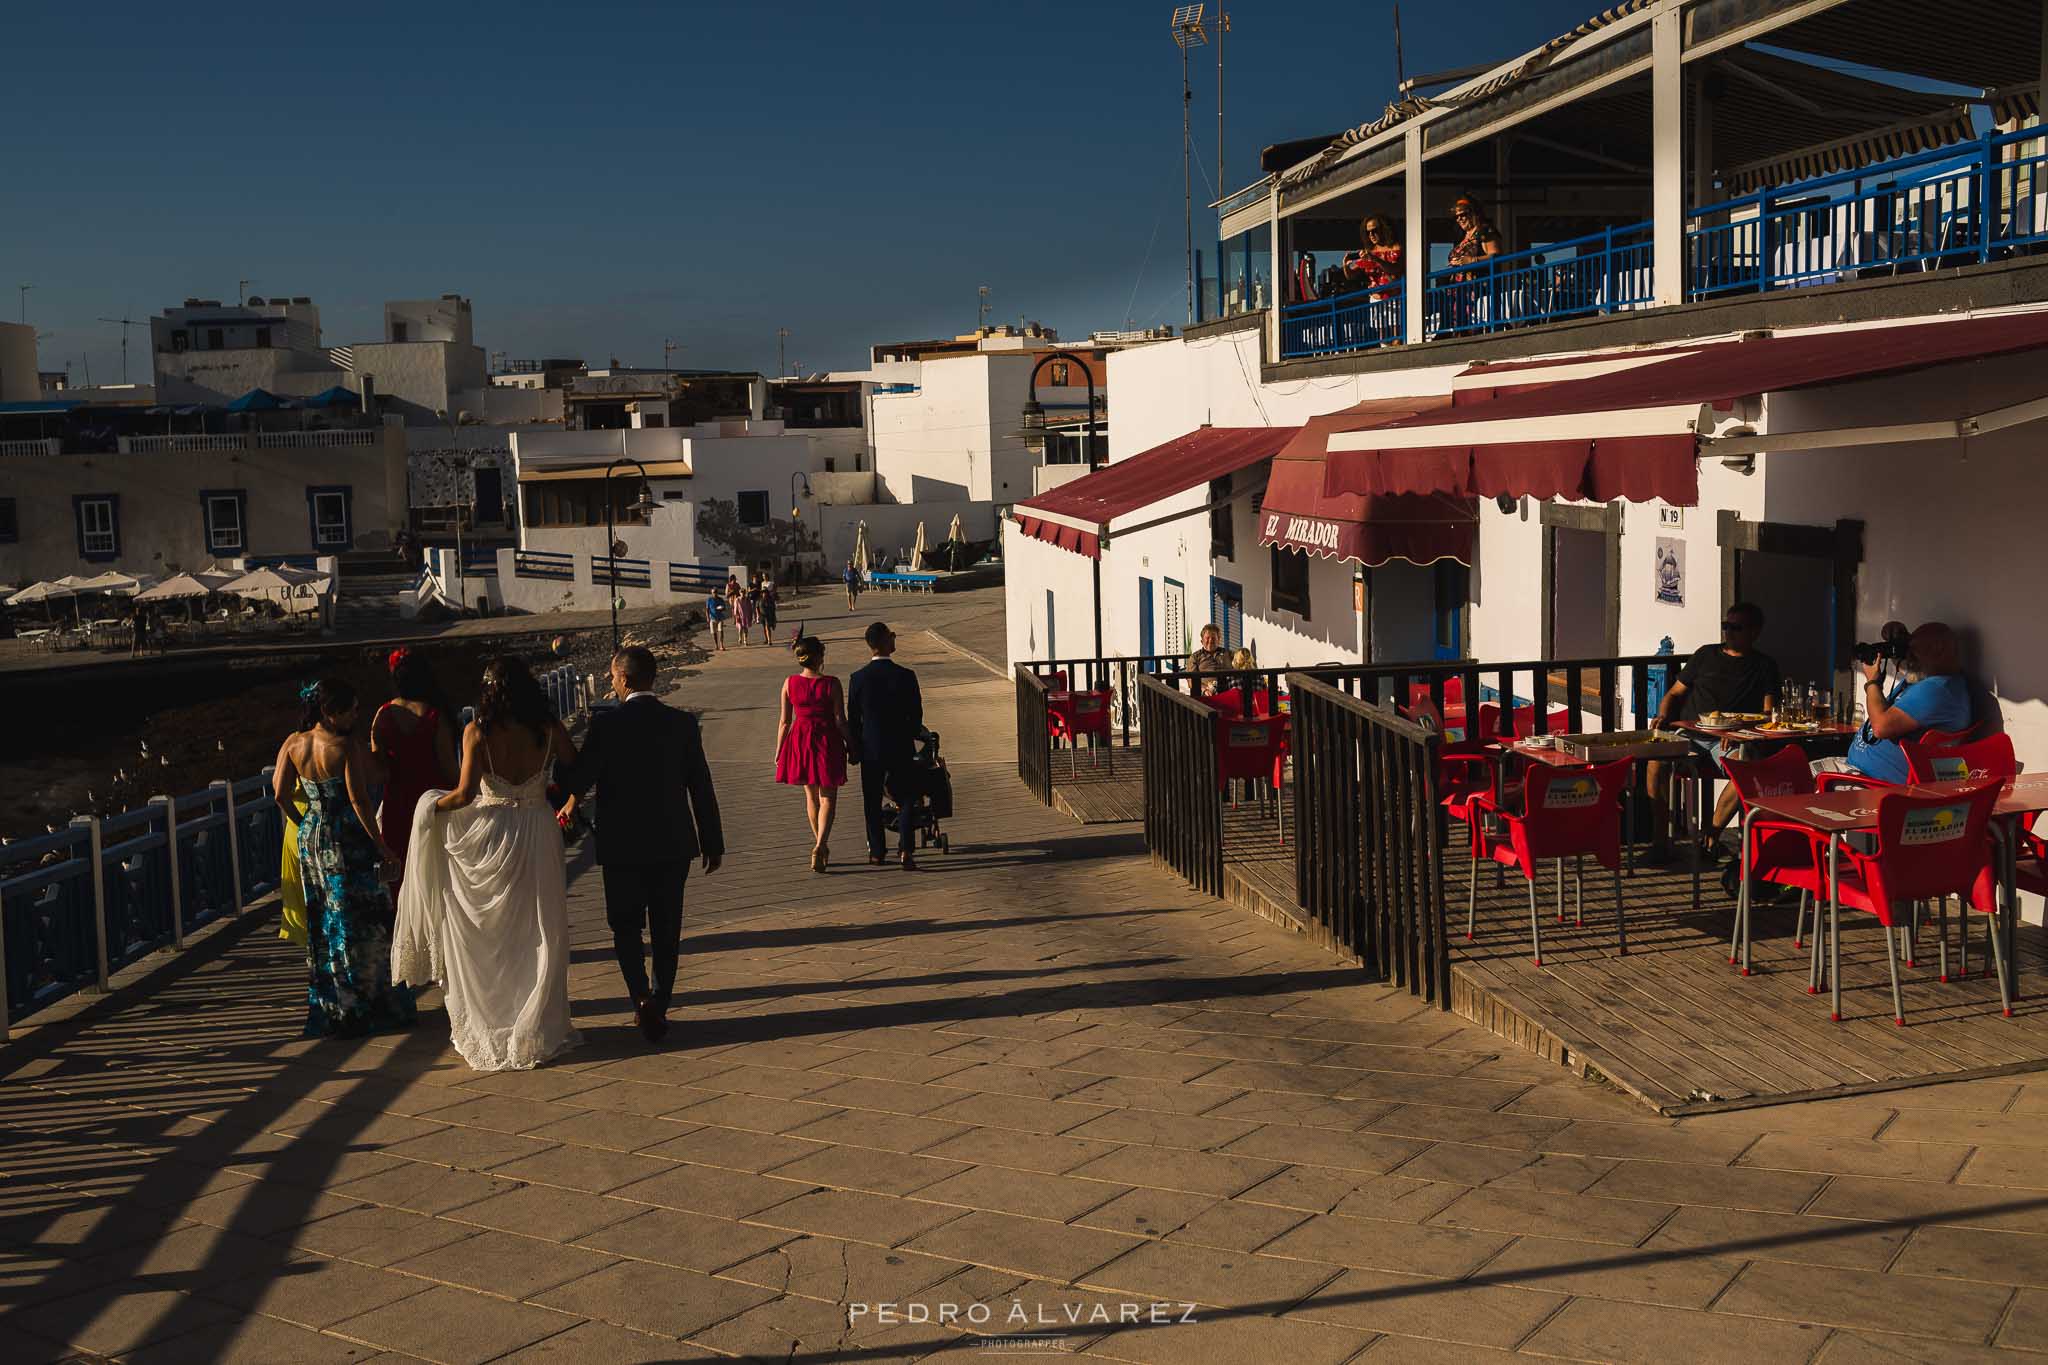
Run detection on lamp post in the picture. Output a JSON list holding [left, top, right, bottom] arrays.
[[789, 471, 812, 584], [602, 456, 661, 651], [1016, 349, 1104, 657]]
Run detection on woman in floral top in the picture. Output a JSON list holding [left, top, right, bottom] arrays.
[[1447, 195, 1504, 269]]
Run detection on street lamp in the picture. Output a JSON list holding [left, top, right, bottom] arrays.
[[602, 456, 661, 651], [789, 471, 812, 583], [1014, 349, 1104, 656]]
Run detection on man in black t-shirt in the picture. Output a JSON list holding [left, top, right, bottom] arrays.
[[1645, 602, 1781, 864]]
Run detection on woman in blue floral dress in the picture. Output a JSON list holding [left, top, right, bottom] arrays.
[[272, 678, 417, 1038]]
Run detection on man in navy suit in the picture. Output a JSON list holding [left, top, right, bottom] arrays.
[[847, 621, 924, 869]]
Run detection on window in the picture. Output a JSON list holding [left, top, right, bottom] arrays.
[[306, 486, 353, 550], [0, 497, 16, 543], [736, 490, 771, 527], [74, 495, 120, 561], [1209, 476, 1235, 560], [1271, 546, 1311, 620], [206, 328, 223, 350], [1050, 360, 1071, 385], [823, 457, 836, 473], [201, 489, 248, 553], [1209, 577, 1244, 650], [253, 327, 271, 349], [392, 321, 409, 342]]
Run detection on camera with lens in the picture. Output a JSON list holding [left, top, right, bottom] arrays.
[[1852, 620, 1911, 667]]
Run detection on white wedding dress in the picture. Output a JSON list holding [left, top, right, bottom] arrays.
[[392, 757, 581, 1072]]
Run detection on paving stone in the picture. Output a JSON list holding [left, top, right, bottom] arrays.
[[1522, 1297, 1828, 1363], [663, 1090, 843, 1135], [1287, 1266, 1565, 1347], [636, 1121, 828, 1172], [11, 1282, 243, 1358], [124, 1312, 393, 1364], [1891, 1224, 2048, 1288], [528, 1258, 777, 1339], [490, 1318, 723, 1363], [1068, 1145, 1286, 1198], [393, 1228, 619, 1298], [1391, 1144, 1618, 1194], [923, 1091, 1116, 1135], [1087, 1312, 1376, 1365], [486, 1144, 676, 1193], [1072, 1187, 1219, 1240], [913, 1165, 1128, 1221], [747, 1186, 970, 1247], [377, 1125, 563, 1173], [270, 1203, 476, 1268], [86, 1221, 285, 1290], [1999, 1287, 2048, 1351], [1065, 1108, 1262, 1152], [175, 1184, 368, 1238], [572, 1204, 792, 1274], [608, 1163, 817, 1220], [1739, 1133, 1973, 1182], [919, 1125, 1123, 1175], [1429, 1184, 1675, 1246], [1479, 1232, 1746, 1308], [1817, 1328, 2024, 1364], [1239, 1167, 1463, 1222], [1259, 1211, 1510, 1278], [907, 1210, 1146, 1283], [768, 1143, 972, 1196], [1713, 1259, 2013, 1340], [803, 1075, 966, 1114], [330, 1163, 520, 1216], [444, 1183, 641, 1242], [333, 1283, 580, 1364], [1643, 1204, 1910, 1270], [722, 1233, 969, 1304], [1221, 1125, 1433, 1175], [782, 1107, 976, 1154], [1583, 1157, 1829, 1213]]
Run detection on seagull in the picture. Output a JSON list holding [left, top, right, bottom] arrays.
[[160, 756, 170, 767]]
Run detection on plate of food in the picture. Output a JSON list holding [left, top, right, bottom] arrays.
[[1696, 711, 1768, 730], [1755, 718, 1822, 734]]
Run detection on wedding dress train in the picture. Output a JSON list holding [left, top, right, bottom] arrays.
[[393, 761, 581, 1072]]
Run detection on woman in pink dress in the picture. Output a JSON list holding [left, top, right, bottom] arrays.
[[774, 636, 850, 871]]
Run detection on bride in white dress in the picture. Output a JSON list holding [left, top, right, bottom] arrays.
[[394, 656, 582, 1072]]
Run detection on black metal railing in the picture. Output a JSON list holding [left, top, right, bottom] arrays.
[[1021, 654, 1183, 749], [1139, 676, 1224, 896], [1289, 674, 1448, 1003], [1015, 666, 1053, 807]]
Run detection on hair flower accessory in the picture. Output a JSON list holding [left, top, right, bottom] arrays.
[[298, 680, 322, 702], [387, 647, 412, 674]]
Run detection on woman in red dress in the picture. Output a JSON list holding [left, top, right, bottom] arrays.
[[371, 648, 459, 913], [774, 636, 850, 872]]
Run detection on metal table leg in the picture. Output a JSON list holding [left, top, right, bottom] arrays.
[[1830, 833, 1843, 1023]]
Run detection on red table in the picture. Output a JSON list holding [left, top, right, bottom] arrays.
[[1742, 773, 2048, 1019]]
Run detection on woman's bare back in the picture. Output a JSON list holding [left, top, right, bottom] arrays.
[[480, 723, 552, 785]]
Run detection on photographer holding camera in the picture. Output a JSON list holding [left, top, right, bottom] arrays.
[[1825, 620, 1972, 783]]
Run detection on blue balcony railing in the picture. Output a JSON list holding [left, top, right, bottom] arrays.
[[1280, 285, 1406, 358], [1426, 222, 1655, 341], [1273, 126, 2048, 362], [1686, 127, 2048, 298]]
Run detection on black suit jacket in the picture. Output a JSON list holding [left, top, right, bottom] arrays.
[[558, 695, 723, 866], [847, 657, 923, 764]]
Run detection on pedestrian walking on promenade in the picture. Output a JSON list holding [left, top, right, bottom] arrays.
[[775, 635, 850, 872]]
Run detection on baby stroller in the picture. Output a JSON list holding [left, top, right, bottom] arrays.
[[883, 728, 954, 854]]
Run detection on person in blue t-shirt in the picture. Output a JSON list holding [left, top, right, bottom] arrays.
[[705, 590, 728, 652], [1840, 621, 1971, 784]]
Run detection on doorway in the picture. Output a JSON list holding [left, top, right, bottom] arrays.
[[1162, 578, 1187, 659], [472, 466, 504, 526], [1718, 514, 1863, 701], [1541, 502, 1622, 660]]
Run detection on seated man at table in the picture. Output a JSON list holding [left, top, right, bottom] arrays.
[[1645, 602, 1781, 865], [1828, 621, 1973, 784], [1185, 624, 1232, 697]]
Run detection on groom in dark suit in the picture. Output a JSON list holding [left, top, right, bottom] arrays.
[[558, 646, 722, 1042], [847, 621, 924, 869]]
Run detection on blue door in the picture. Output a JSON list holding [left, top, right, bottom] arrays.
[[1210, 577, 1245, 650], [1432, 562, 1468, 661], [1137, 577, 1155, 669]]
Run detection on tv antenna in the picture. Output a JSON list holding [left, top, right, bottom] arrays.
[[1171, 5, 1209, 327], [776, 326, 790, 376], [15, 283, 29, 325], [1215, 11, 1230, 211], [662, 337, 680, 376], [1392, 3, 1406, 92], [238, 278, 254, 306], [98, 314, 144, 385], [977, 285, 991, 331]]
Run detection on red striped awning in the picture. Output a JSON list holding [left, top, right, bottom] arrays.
[[1256, 398, 1478, 566], [1324, 313, 2048, 505], [1013, 426, 1300, 559]]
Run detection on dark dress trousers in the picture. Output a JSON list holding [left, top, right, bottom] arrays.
[[847, 656, 924, 857], [558, 695, 723, 1009]]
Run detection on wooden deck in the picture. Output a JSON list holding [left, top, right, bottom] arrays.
[[1033, 755, 2048, 1115], [1221, 817, 2048, 1114], [1048, 742, 1144, 824]]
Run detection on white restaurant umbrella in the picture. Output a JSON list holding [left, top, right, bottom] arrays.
[[8, 580, 81, 625], [852, 520, 870, 574], [73, 569, 159, 596], [911, 520, 928, 572], [219, 565, 316, 597], [947, 512, 964, 545], [135, 570, 235, 602]]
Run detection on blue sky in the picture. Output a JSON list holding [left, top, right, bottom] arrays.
[[6, 1, 1613, 381]]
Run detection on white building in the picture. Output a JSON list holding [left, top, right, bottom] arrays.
[[1006, 0, 2048, 798]]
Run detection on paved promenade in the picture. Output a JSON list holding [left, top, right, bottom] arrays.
[[9, 593, 2048, 1362]]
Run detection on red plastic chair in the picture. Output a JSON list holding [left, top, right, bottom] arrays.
[[1465, 758, 1634, 964], [1215, 715, 1289, 843], [1476, 701, 1571, 743], [1046, 688, 1112, 778], [1408, 677, 1465, 710], [1904, 733, 2016, 785], [1203, 687, 1246, 719], [1822, 780, 2004, 1023], [1720, 747, 1830, 967]]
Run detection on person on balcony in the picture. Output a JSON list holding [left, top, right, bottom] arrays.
[[1186, 624, 1232, 697], [1447, 195, 1504, 269], [1825, 621, 1972, 785], [1645, 602, 1780, 866], [1343, 215, 1404, 294]]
